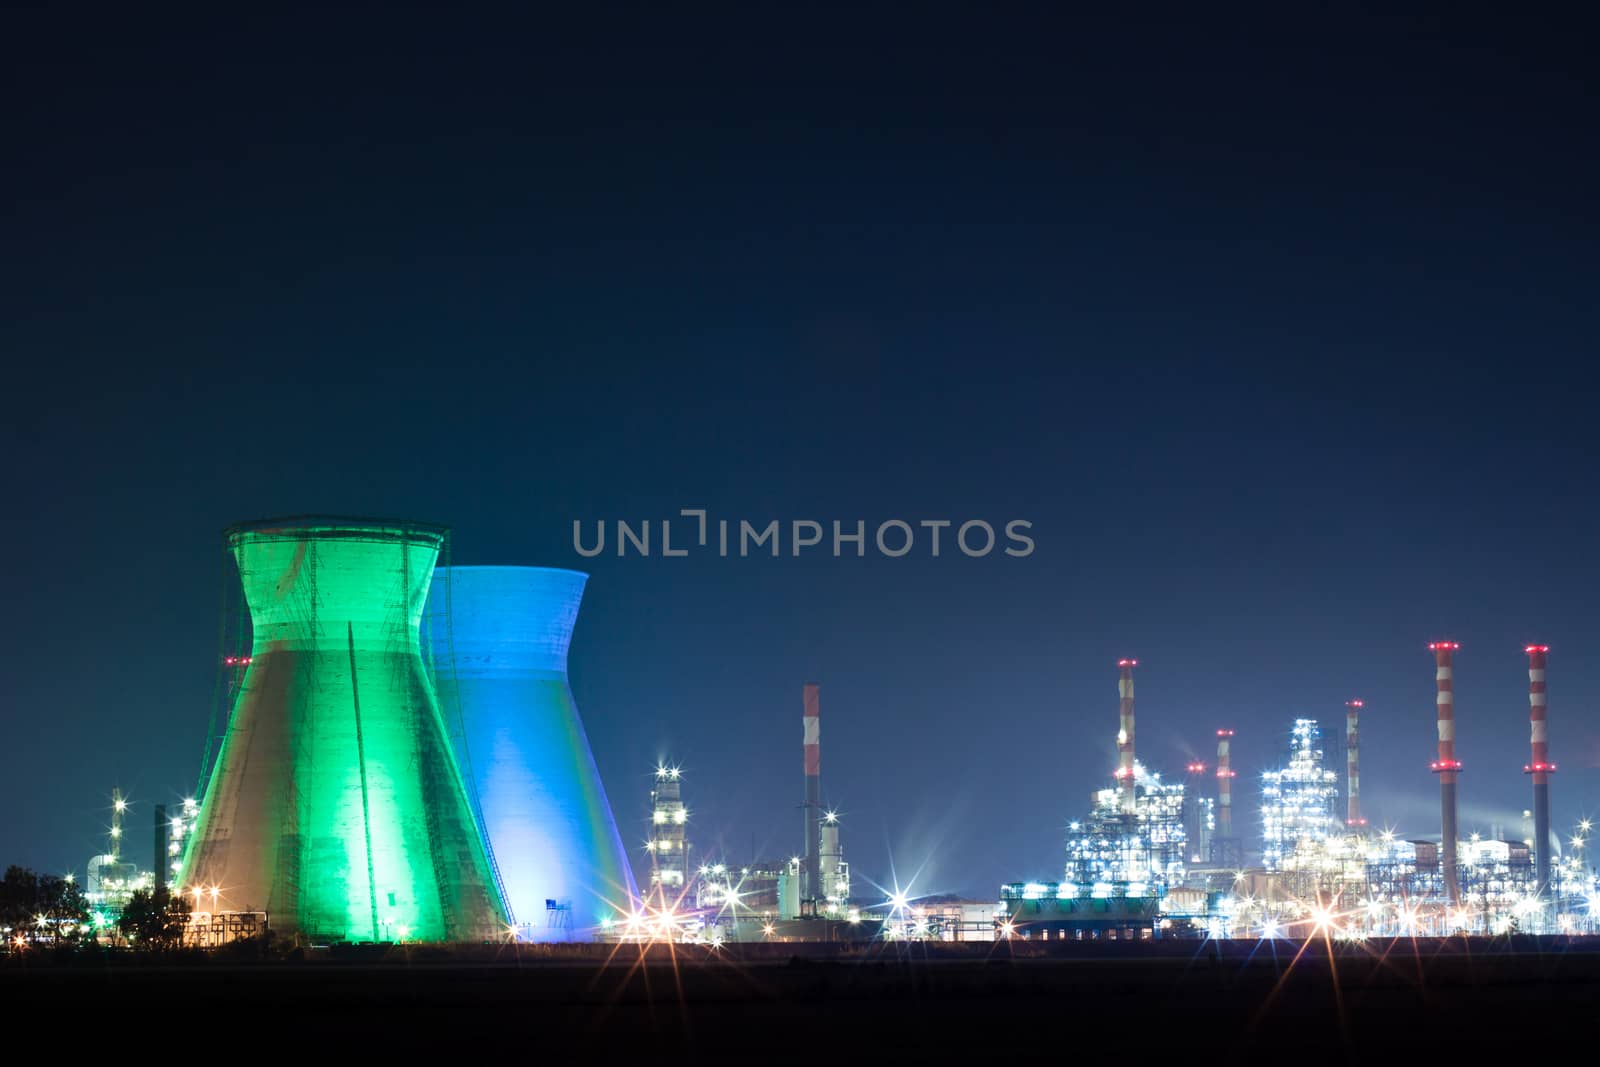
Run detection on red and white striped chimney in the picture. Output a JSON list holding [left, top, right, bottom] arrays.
[[1345, 700, 1365, 827], [802, 683, 821, 904], [1428, 642, 1462, 907], [1523, 645, 1554, 896], [1216, 728, 1235, 846], [1116, 659, 1137, 814]]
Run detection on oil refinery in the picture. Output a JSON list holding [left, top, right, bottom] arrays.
[[998, 650, 1596, 942], [15, 517, 1599, 952]]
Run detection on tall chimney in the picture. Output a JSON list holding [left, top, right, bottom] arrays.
[[1429, 641, 1462, 908], [1215, 729, 1235, 859], [1184, 759, 1208, 864], [1116, 660, 1137, 815], [1345, 701, 1365, 828], [1523, 645, 1554, 897], [802, 683, 821, 906], [153, 803, 169, 908]]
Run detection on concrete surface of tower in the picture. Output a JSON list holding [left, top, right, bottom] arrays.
[[180, 517, 508, 942], [424, 566, 637, 940]]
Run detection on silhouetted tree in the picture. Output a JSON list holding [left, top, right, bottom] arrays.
[[117, 888, 192, 949], [0, 865, 92, 947]]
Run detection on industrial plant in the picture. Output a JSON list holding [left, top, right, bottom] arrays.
[[12, 517, 1598, 952], [624, 685, 868, 944], [998, 649, 1596, 943]]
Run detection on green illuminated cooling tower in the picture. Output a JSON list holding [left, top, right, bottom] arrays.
[[181, 517, 509, 942]]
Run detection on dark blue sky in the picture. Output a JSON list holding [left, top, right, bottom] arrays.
[[4, 5, 1596, 896]]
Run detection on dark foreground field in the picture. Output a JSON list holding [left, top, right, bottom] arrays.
[[5, 938, 1596, 1062]]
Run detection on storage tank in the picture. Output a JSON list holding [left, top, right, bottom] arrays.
[[424, 566, 636, 940], [180, 517, 509, 942]]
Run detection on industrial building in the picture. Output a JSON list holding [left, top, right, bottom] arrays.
[[1003, 660, 1191, 940], [999, 651, 1599, 943], [50, 515, 1599, 948], [697, 859, 784, 914], [1198, 644, 1596, 938], [791, 685, 852, 919], [1063, 765, 1188, 894], [1000, 881, 1162, 941], [1260, 719, 1341, 878], [624, 685, 856, 944], [83, 790, 148, 928], [879, 897, 1000, 941], [422, 565, 636, 941]]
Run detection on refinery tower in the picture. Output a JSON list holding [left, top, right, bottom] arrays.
[[424, 566, 636, 940], [181, 518, 508, 942]]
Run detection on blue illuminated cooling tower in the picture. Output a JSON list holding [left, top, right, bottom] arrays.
[[424, 566, 637, 941]]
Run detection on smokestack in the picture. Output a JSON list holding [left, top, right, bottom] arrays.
[[1216, 729, 1235, 853], [1116, 660, 1137, 814], [803, 683, 820, 905], [1429, 641, 1462, 907], [1523, 645, 1554, 897], [153, 803, 169, 908], [1345, 701, 1365, 828], [1184, 759, 1208, 864]]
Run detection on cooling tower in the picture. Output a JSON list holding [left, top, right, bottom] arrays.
[[181, 518, 509, 943], [424, 566, 636, 941]]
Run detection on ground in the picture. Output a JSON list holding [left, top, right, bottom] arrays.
[[3, 938, 1593, 1061]]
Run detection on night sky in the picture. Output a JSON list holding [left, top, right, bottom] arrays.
[[4, 6, 1597, 898]]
